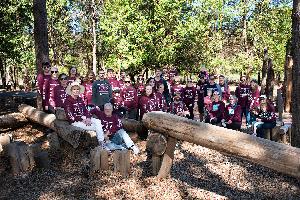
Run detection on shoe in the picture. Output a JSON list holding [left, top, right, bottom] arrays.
[[131, 145, 140, 155]]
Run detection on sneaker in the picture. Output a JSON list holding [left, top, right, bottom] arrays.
[[131, 145, 140, 155]]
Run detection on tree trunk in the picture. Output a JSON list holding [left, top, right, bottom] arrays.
[[0, 58, 6, 88], [261, 48, 268, 94], [142, 112, 300, 179], [291, 0, 300, 148], [113, 150, 130, 177], [284, 39, 293, 112], [266, 58, 275, 99], [157, 137, 177, 178], [90, 146, 109, 172], [0, 113, 28, 129], [92, 0, 97, 75]]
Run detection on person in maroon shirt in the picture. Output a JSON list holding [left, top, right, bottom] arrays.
[[64, 81, 105, 145], [205, 91, 225, 125], [91, 103, 139, 154], [119, 69, 126, 91], [169, 91, 189, 117], [146, 77, 156, 92], [254, 102, 277, 138], [68, 66, 77, 84], [135, 74, 145, 97], [37, 61, 51, 110], [121, 77, 138, 119], [171, 76, 183, 98], [249, 79, 260, 123], [196, 74, 206, 121], [156, 83, 168, 112], [83, 70, 95, 108], [222, 95, 242, 130], [107, 68, 121, 92], [183, 79, 196, 119], [44, 66, 60, 113], [235, 76, 251, 126], [218, 75, 230, 103], [53, 73, 68, 109]]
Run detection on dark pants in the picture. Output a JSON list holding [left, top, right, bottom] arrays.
[[256, 121, 276, 138], [126, 108, 137, 119], [226, 122, 241, 131], [241, 107, 250, 125], [185, 102, 194, 120]]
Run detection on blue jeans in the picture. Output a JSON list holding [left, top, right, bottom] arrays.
[[241, 107, 250, 125], [256, 121, 276, 138]]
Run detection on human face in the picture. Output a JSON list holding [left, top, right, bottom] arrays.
[[229, 97, 236, 104], [155, 70, 162, 78], [51, 67, 59, 78], [71, 86, 81, 97], [104, 106, 113, 117], [125, 80, 131, 86], [240, 77, 246, 84], [250, 81, 256, 88], [43, 64, 50, 73], [60, 76, 68, 86], [107, 71, 113, 78], [187, 79, 193, 87], [213, 92, 219, 101], [99, 71, 105, 79], [70, 67, 77, 75], [145, 85, 153, 96], [209, 76, 215, 85], [148, 79, 155, 87], [219, 77, 225, 84], [88, 73, 95, 81], [158, 84, 164, 93], [120, 72, 126, 79]]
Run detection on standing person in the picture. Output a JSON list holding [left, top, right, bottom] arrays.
[[171, 76, 183, 98], [68, 66, 77, 84], [92, 69, 112, 110], [53, 73, 68, 109], [135, 74, 145, 97], [183, 79, 196, 119], [121, 77, 138, 119], [218, 75, 230, 103], [91, 103, 140, 154], [169, 91, 190, 117], [205, 91, 225, 125], [83, 70, 95, 109], [36, 61, 51, 110], [154, 68, 171, 104], [106, 68, 120, 93], [155, 83, 168, 112], [249, 79, 260, 124], [204, 74, 222, 98], [64, 82, 105, 146], [168, 68, 178, 86], [235, 75, 251, 126], [118, 69, 126, 91], [222, 95, 242, 130], [44, 66, 60, 112], [146, 77, 156, 91], [196, 74, 206, 121]]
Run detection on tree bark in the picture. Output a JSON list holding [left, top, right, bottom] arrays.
[[157, 137, 177, 178], [90, 146, 109, 172], [0, 58, 6, 88], [261, 48, 268, 94], [0, 113, 28, 129], [142, 112, 300, 179], [92, 0, 97, 75], [266, 58, 275, 99], [291, 0, 300, 148], [113, 150, 130, 177]]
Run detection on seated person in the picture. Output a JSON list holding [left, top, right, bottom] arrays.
[[169, 91, 189, 117], [91, 103, 140, 154], [64, 81, 105, 146], [253, 102, 277, 138], [205, 91, 225, 125], [222, 95, 242, 130]]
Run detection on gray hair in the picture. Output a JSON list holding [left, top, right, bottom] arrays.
[[104, 103, 113, 109]]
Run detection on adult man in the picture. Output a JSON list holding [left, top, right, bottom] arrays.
[[203, 74, 222, 98], [154, 69, 171, 104], [218, 75, 230, 102], [91, 103, 140, 154], [92, 69, 112, 110], [37, 61, 51, 110], [235, 75, 251, 126]]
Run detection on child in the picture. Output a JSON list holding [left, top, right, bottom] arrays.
[[169, 91, 189, 117]]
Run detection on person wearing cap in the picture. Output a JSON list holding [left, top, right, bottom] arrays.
[[235, 75, 251, 126], [169, 91, 189, 117], [68, 66, 78, 84], [121, 77, 138, 119], [91, 103, 140, 154], [196, 74, 207, 121], [36, 61, 51, 110], [203, 74, 222, 98], [182, 79, 196, 119], [222, 95, 242, 130], [64, 81, 105, 145], [92, 69, 112, 111], [53, 73, 69, 109], [44, 66, 60, 112], [205, 91, 225, 125], [219, 75, 230, 103], [82, 70, 95, 109]]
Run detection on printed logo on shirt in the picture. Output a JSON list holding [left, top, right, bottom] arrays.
[[212, 104, 219, 111]]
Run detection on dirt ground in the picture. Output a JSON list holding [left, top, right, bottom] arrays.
[[0, 91, 299, 200]]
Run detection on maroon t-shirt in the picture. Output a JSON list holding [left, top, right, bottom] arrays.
[[249, 87, 260, 111], [37, 73, 51, 95], [183, 86, 196, 105], [138, 94, 158, 120], [171, 84, 183, 97], [83, 81, 93, 105], [207, 101, 225, 119], [196, 81, 206, 103], [135, 84, 145, 97], [44, 78, 60, 107], [169, 101, 188, 115], [64, 95, 92, 123], [91, 109, 123, 135], [235, 83, 250, 108], [119, 79, 126, 92], [224, 104, 242, 123], [107, 77, 120, 92], [219, 83, 230, 101], [53, 85, 67, 108], [155, 92, 167, 111], [67, 76, 76, 84], [154, 78, 164, 92], [112, 92, 124, 110], [121, 86, 138, 109]]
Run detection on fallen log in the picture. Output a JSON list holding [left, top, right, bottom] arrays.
[[142, 111, 300, 179], [18, 104, 143, 148], [0, 113, 28, 129]]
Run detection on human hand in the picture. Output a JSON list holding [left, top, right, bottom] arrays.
[[228, 120, 232, 124], [84, 118, 92, 126]]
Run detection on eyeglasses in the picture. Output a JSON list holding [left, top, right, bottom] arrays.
[[51, 71, 58, 74], [241, 79, 246, 82], [43, 66, 50, 69], [60, 77, 68, 80], [125, 81, 130, 83]]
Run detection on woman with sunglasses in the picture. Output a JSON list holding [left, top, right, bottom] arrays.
[[121, 77, 138, 119], [183, 79, 196, 119], [222, 95, 242, 130], [205, 91, 225, 125], [53, 73, 68, 110], [235, 75, 251, 126], [44, 66, 60, 113], [37, 61, 51, 110], [135, 74, 145, 97], [68, 66, 77, 84], [171, 76, 183, 98]]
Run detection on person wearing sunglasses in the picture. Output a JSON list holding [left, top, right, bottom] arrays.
[[37, 61, 51, 110], [68, 66, 77, 84], [203, 74, 222, 98], [183, 79, 196, 119], [205, 91, 225, 125], [235, 75, 251, 126], [44, 66, 60, 112], [120, 77, 138, 119], [222, 95, 242, 130], [53, 73, 68, 110], [82, 70, 95, 109]]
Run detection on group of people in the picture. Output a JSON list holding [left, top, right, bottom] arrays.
[[37, 61, 278, 150]]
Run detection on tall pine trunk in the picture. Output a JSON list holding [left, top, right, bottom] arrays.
[[33, 0, 49, 109], [284, 40, 293, 112], [261, 48, 268, 94], [92, 0, 97, 75], [291, 0, 300, 147]]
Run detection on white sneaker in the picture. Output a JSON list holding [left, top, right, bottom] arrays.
[[131, 145, 140, 155]]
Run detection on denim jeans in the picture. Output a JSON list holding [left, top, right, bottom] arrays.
[[241, 107, 250, 125], [110, 129, 134, 148], [256, 121, 276, 138]]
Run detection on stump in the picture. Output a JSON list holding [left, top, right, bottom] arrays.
[[47, 132, 60, 151], [55, 107, 67, 120], [0, 113, 28, 129], [157, 137, 177, 178], [34, 151, 50, 168], [0, 134, 11, 155], [90, 146, 109, 172], [152, 155, 163, 176], [7, 142, 35, 175], [146, 132, 167, 156], [113, 150, 130, 177]]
